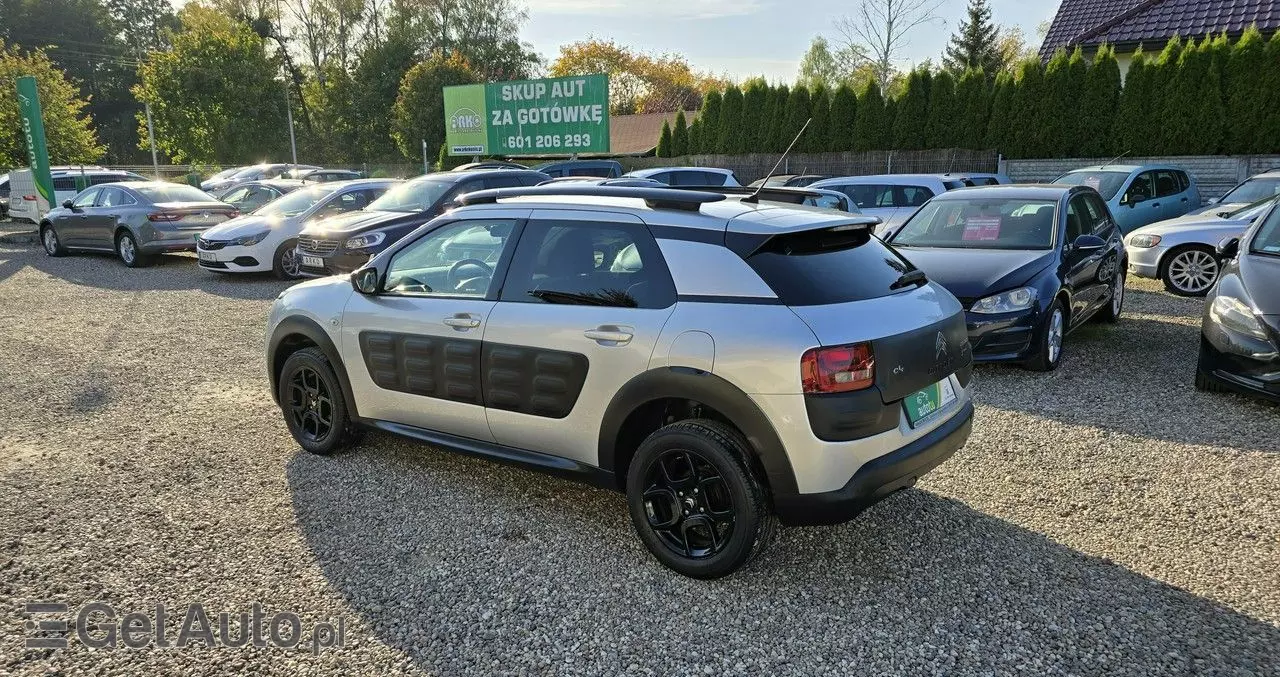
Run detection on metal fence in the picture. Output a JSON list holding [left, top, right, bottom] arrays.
[[624, 149, 1001, 185], [1005, 155, 1280, 200]]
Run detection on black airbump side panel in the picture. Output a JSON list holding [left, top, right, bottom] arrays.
[[359, 331, 482, 404], [483, 344, 588, 419]]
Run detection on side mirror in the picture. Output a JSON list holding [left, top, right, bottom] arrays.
[[1072, 234, 1107, 252], [1216, 236, 1240, 260], [351, 267, 380, 295], [62, 199, 75, 209]]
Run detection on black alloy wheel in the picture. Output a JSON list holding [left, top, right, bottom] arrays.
[[641, 448, 737, 558], [626, 419, 773, 579], [287, 365, 335, 445]]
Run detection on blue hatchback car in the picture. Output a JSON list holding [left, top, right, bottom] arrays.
[[1052, 165, 1200, 234]]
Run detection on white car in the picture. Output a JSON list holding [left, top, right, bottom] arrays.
[[196, 179, 397, 279], [809, 174, 971, 236], [1125, 195, 1277, 296], [623, 166, 742, 187]]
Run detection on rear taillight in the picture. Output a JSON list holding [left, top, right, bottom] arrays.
[[22, 194, 36, 201], [148, 212, 181, 222], [801, 342, 875, 393]]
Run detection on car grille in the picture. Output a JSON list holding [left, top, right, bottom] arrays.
[[298, 237, 339, 255], [197, 238, 227, 251]]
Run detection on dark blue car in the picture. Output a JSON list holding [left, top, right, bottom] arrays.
[[888, 185, 1128, 371]]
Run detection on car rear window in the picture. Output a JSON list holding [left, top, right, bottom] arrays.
[[743, 226, 918, 305], [133, 184, 214, 203]]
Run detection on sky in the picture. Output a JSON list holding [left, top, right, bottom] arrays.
[[522, 0, 1064, 82]]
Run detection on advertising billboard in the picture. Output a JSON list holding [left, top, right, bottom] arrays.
[[443, 74, 609, 156]]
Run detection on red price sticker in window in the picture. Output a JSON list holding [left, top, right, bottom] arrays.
[[962, 216, 1002, 241]]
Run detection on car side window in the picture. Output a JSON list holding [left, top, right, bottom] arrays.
[[97, 187, 135, 207], [384, 219, 518, 297], [1065, 195, 1089, 242], [1083, 194, 1114, 235], [500, 220, 676, 309], [896, 185, 934, 208], [484, 175, 527, 190], [1155, 171, 1180, 198], [72, 188, 100, 208], [544, 169, 563, 177], [221, 186, 251, 204], [647, 172, 671, 185], [1176, 171, 1191, 192], [54, 177, 79, 192], [1125, 172, 1155, 203]]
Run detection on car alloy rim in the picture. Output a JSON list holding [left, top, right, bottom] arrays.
[[642, 448, 736, 559], [1168, 250, 1219, 293], [43, 229, 57, 253], [287, 366, 333, 443], [281, 247, 299, 276], [119, 236, 135, 263], [1112, 274, 1124, 314], [1048, 309, 1064, 364]]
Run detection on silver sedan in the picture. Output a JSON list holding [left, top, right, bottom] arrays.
[[1125, 196, 1276, 296], [39, 182, 238, 268]]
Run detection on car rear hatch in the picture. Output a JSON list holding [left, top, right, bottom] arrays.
[[728, 209, 972, 406], [150, 202, 238, 230]]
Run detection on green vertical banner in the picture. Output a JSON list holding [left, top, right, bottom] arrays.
[[16, 76, 55, 211]]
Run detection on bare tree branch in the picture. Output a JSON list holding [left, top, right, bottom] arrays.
[[834, 0, 944, 86]]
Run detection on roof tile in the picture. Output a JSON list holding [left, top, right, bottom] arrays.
[[1040, 0, 1280, 60]]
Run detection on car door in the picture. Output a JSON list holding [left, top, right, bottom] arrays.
[[339, 212, 529, 441], [89, 187, 134, 248], [1155, 170, 1191, 219], [482, 211, 678, 466], [59, 187, 101, 247], [1116, 171, 1161, 233], [1062, 193, 1108, 322]]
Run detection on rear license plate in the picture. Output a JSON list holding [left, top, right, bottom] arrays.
[[197, 251, 217, 263], [302, 255, 323, 268], [903, 378, 957, 428]]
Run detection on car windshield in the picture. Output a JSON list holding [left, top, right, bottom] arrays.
[[132, 184, 213, 203], [367, 179, 454, 213], [210, 168, 238, 180], [1220, 177, 1280, 204], [1052, 170, 1130, 200], [256, 185, 336, 217], [231, 166, 268, 179], [892, 197, 1058, 250], [1250, 205, 1280, 256], [1225, 195, 1279, 220]]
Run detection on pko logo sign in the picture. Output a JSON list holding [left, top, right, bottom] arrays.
[[450, 108, 483, 134]]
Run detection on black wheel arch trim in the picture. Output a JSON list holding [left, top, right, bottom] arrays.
[[598, 367, 798, 495], [268, 315, 358, 418]]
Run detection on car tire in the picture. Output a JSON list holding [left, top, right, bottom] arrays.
[[1026, 298, 1066, 372], [116, 231, 152, 268], [40, 225, 67, 257], [277, 347, 359, 455], [1161, 245, 1220, 297], [1098, 270, 1125, 323], [626, 419, 774, 579], [274, 238, 302, 280]]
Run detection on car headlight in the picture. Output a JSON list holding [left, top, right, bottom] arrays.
[[1209, 295, 1270, 341], [345, 232, 386, 250], [1127, 234, 1162, 248], [232, 231, 269, 246], [970, 287, 1038, 314]]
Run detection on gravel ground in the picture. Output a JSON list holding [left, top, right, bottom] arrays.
[[0, 241, 1276, 676]]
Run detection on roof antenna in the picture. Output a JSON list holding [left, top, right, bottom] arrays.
[[1101, 150, 1130, 169], [743, 118, 810, 203]]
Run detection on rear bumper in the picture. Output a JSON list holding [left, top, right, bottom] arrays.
[[773, 400, 973, 526], [140, 229, 202, 253]]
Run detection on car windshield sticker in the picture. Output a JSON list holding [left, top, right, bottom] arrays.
[[962, 216, 1002, 241], [1084, 176, 1102, 191]]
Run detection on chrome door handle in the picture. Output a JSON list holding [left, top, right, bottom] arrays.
[[584, 327, 633, 345], [442, 316, 480, 329]]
